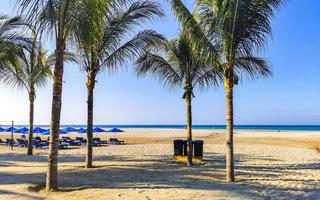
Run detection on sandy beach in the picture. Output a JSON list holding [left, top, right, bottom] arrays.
[[0, 129, 319, 200]]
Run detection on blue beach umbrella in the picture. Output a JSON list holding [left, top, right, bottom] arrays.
[[63, 127, 79, 132], [0, 127, 6, 132], [77, 127, 105, 134], [107, 128, 124, 133], [14, 127, 29, 134], [42, 129, 69, 135], [5, 127, 17, 132], [33, 127, 47, 134], [78, 128, 87, 134], [60, 129, 69, 134], [41, 130, 50, 136], [93, 127, 106, 133]]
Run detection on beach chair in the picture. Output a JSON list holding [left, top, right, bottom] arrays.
[[95, 137, 108, 144], [108, 138, 125, 145], [32, 140, 49, 149], [92, 138, 105, 146], [33, 141, 43, 148], [61, 137, 79, 146], [58, 141, 69, 149], [62, 136, 72, 142], [71, 140, 82, 146], [0, 139, 6, 146], [16, 139, 28, 147], [34, 137, 49, 146], [6, 139, 16, 147], [76, 137, 87, 145]]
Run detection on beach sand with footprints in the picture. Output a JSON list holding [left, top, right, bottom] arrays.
[[0, 129, 319, 200]]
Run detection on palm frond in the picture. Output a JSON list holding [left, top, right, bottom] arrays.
[[0, 31, 52, 91], [234, 56, 271, 80], [98, 0, 164, 57], [197, 0, 286, 57], [169, 0, 220, 63], [77, 0, 165, 77], [136, 29, 223, 94], [195, 0, 285, 83], [101, 30, 166, 71], [136, 51, 183, 89], [0, 15, 32, 52]]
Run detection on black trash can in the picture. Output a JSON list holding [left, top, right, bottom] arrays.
[[173, 140, 184, 156], [193, 140, 204, 157]]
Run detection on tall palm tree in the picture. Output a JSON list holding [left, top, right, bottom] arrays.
[[17, 0, 97, 191], [136, 31, 222, 166], [0, 33, 52, 156], [196, 0, 285, 182], [170, 0, 284, 181], [77, 0, 165, 168]]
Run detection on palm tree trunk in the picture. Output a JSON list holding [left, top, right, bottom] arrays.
[[27, 87, 35, 155], [225, 77, 235, 182], [46, 38, 65, 192], [85, 70, 95, 168], [186, 93, 193, 166]]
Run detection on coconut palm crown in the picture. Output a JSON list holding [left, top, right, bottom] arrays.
[[0, 32, 52, 156]]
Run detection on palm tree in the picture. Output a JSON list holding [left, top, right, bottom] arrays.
[[77, 0, 165, 168], [0, 33, 52, 156], [17, 0, 97, 191], [170, 0, 284, 181], [136, 31, 222, 166], [196, 0, 285, 182]]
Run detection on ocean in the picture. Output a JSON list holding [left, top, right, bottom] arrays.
[[2, 124, 320, 131], [31, 125, 320, 131]]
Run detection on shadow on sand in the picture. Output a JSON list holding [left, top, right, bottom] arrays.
[[0, 151, 319, 199]]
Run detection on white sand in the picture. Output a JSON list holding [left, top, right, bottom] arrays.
[[0, 129, 319, 200]]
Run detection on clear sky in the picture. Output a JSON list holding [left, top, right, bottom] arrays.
[[0, 0, 319, 125]]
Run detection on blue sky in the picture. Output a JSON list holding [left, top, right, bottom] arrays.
[[0, 0, 319, 125]]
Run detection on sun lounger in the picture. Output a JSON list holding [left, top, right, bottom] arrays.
[[0, 139, 7, 146], [6, 139, 16, 147], [94, 137, 108, 145], [76, 137, 87, 145], [92, 138, 102, 146], [33, 141, 43, 148], [62, 136, 71, 140], [61, 137, 81, 146], [60, 137, 79, 146], [58, 141, 68, 149], [108, 138, 125, 145], [16, 139, 28, 147], [33, 140, 49, 149], [71, 140, 82, 146], [34, 137, 49, 146]]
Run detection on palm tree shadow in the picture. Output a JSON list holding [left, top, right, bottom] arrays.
[[0, 152, 319, 199], [0, 189, 45, 200], [57, 154, 320, 199]]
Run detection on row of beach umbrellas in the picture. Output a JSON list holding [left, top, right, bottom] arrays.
[[0, 126, 124, 135]]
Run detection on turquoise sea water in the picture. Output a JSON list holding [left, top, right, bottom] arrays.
[[2, 125, 320, 131], [29, 125, 320, 131]]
